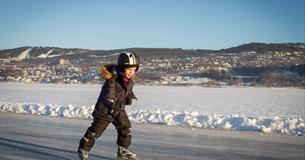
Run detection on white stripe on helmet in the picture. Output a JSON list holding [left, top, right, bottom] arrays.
[[131, 52, 137, 65], [126, 52, 136, 65]]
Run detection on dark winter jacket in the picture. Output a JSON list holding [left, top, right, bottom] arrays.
[[92, 65, 136, 121]]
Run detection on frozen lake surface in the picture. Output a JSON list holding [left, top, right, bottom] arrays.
[[1, 82, 304, 118], [1, 83, 304, 135], [1, 112, 304, 160]]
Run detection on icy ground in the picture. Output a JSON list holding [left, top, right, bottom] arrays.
[[0, 112, 304, 160], [0, 83, 304, 135]]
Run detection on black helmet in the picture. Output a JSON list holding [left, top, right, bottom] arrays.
[[117, 52, 140, 72]]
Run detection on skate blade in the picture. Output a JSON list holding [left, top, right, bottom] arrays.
[[78, 155, 88, 160], [78, 156, 88, 160], [117, 156, 137, 160]]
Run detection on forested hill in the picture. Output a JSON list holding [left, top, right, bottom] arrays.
[[1, 42, 304, 59]]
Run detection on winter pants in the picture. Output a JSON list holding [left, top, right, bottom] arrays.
[[79, 114, 132, 151]]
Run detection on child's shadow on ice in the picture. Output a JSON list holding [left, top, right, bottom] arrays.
[[0, 137, 113, 160]]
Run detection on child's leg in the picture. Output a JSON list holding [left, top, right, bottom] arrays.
[[114, 112, 137, 159], [79, 118, 111, 151], [113, 112, 132, 148]]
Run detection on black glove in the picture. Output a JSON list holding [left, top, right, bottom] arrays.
[[125, 99, 132, 105]]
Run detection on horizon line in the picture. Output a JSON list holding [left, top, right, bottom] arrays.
[[1, 41, 305, 51]]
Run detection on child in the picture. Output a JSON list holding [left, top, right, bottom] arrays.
[[78, 52, 140, 160]]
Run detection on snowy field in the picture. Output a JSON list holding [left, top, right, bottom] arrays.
[[0, 82, 304, 135]]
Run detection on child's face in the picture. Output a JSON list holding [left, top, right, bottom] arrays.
[[124, 67, 137, 79]]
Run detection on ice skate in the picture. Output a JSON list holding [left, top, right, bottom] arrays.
[[77, 147, 89, 160], [117, 146, 137, 160]]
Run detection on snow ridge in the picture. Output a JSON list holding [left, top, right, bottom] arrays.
[[37, 50, 53, 58], [0, 101, 304, 136], [11, 48, 32, 61]]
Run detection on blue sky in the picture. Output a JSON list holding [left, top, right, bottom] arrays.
[[0, 0, 304, 50]]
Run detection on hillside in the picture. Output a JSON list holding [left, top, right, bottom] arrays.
[[1, 42, 304, 59], [219, 42, 305, 53], [0, 42, 304, 87]]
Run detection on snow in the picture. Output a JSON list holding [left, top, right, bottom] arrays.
[[37, 49, 53, 58], [0, 83, 304, 136], [11, 48, 32, 61], [48, 53, 64, 58], [47, 51, 75, 58], [1, 102, 304, 135]]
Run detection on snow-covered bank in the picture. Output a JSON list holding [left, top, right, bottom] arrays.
[[1, 101, 304, 136], [1, 83, 304, 136], [1, 83, 304, 118]]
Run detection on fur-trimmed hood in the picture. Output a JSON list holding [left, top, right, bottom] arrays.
[[100, 65, 117, 80], [100, 64, 136, 80]]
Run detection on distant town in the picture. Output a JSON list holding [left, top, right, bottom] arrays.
[[0, 43, 304, 87]]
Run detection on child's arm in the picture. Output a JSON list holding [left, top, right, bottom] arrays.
[[125, 89, 137, 105], [101, 79, 116, 110]]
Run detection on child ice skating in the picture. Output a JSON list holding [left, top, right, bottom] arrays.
[[78, 52, 140, 160]]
